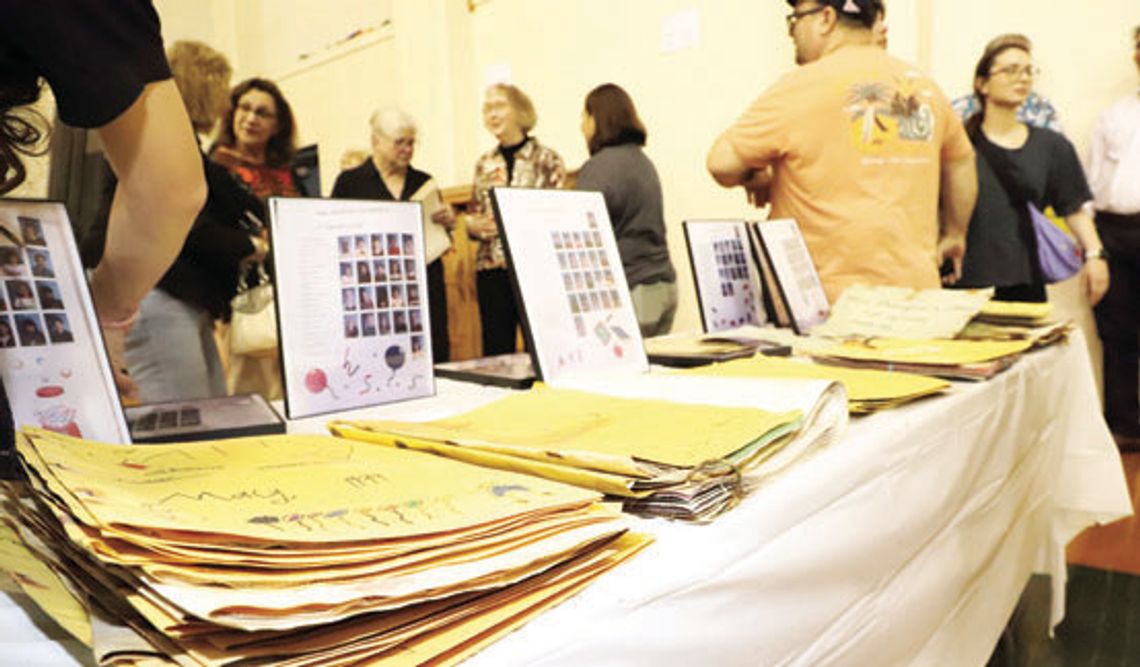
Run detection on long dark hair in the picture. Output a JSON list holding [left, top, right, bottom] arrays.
[[965, 42, 1029, 137], [584, 83, 647, 156], [0, 75, 46, 195], [212, 77, 296, 168]]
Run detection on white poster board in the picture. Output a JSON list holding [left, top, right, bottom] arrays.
[[491, 188, 648, 384], [270, 198, 434, 419], [0, 201, 128, 443], [683, 220, 767, 332], [752, 219, 830, 334]]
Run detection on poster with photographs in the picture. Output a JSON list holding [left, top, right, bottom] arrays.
[[270, 198, 434, 419], [751, 218, 830, 334], [682, 220, 767, 332], [491, 188, 647, 385], [0, 201, 129, 442]]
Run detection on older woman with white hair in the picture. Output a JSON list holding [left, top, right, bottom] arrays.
[[331, 107, 455, 362]]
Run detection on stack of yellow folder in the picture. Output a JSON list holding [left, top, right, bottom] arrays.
[[669, 356, 950, 414], [331, 384, 823, 522], [958, 300, 1072, 347], [809, 338, 1034, 381], [1, 428, 650, 666]]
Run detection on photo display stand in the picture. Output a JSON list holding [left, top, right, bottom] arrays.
[[490, 188, 648, 385], [750, 218, 830, 334], [0, 201, 129, 442], [270, 198, 435, 419], [683, 220, 767, 332]]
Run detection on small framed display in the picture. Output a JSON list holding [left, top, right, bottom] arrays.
[[490, 188, 648, 385], [682, 220, 767, 332], [0, 201, 129, 442], [434, 352, 535, 389], [270, 198, 435, 419], [127, 393, 285, 443], [750, 219, 830, 334]]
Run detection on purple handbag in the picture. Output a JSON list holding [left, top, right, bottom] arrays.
[[1028, 203, 1082, 283]]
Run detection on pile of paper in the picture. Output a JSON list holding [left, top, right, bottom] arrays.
[[670, 356, 950, 414], [332, 378, 847, 522], [810, 285, 994, 340], [958, 301, 1072, 347], [1, 428, 649, 666], [810, 338, 1033, 381]]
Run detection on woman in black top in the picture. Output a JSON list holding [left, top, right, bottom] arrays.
[[956, 39, 1108, 304], [331, 107, 456, 363]]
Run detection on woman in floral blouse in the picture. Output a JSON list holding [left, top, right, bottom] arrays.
[[467, 83, 565, 355]]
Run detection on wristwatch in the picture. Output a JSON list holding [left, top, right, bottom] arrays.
[[1084, 248, 1109, 262]]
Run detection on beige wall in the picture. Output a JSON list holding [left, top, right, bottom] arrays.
[[155, 0, 1140, 333]]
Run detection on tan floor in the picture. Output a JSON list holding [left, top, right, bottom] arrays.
[[1066, 452, 1140, 574]]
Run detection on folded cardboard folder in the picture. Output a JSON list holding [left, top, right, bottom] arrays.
[[332, 377, 847, 521], [1, 428, 650, 665], [810, 338, 1033, 381]]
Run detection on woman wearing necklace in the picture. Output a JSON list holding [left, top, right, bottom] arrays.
[[331, 108, 455, 362], [468, 84, 565, 356], [955, 39, 1108, 305]]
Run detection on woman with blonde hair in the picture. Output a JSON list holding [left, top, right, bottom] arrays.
[[467, 83, 565, 355]]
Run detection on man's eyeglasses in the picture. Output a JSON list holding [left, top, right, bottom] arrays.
[[786, 5, 827, 33], [237, 103, 277, 120], [989, 64, 1041, 79]]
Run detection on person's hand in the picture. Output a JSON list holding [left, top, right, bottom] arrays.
[[937, 233, 966, 285], [100, 325, 139, 403], [741, 168, 773, 208], [466, 214, 497, 240], [431, 206, 457, 231], [1083, 257, 1109, 306]]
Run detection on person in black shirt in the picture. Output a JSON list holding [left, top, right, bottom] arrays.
[[0, 0, 206, 477], [955, 38, 1108, 304], [331, 107, 456, 363], [81, 40, 266, 403]]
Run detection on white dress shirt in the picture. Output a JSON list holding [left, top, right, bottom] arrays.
[[1088, 91, 1140, 215]]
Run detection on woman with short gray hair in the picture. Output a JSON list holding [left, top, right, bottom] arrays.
[[331, 107, 456, 362]]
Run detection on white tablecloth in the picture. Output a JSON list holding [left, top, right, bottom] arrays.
[[1, 332, 1131, 666]]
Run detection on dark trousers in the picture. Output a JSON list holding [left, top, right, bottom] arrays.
[[993, 283, 1047, 303], [427, 259, 449, 364], [1093, 212, 1140, 437], [476, 267, 521, 356]]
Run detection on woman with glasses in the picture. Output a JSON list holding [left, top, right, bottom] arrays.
[[467, 84, 565, 355], [331, 108, 456, 363], [210, 77, 303, 200], [209, 77, 301, 400], [954, 39, 1108, 304]]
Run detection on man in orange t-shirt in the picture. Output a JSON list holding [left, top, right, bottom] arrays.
[[707, 0, 977, 303]]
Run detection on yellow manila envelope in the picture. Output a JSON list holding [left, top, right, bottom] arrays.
[[333, 385, 801, 472], [15, 429, 601, 544]]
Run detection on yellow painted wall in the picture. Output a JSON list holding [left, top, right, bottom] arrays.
[[154, 0, 1139, 334]]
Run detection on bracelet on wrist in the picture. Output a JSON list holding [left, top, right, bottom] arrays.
[[1083, 248, 1109, 262], [99, 307, 140, 331]]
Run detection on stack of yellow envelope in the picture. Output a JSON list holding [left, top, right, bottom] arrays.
[[809, 338, 1034, 381], [958, 300, 1073, 347], [669, 356, 950, 414], [330, 384, 816, 522], [1, 429, 650, 666]]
